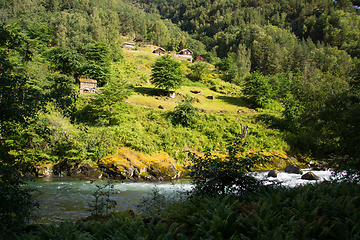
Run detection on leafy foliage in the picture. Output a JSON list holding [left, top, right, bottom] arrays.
[[0, 24, 39, 236], [15, 181, 360, 239], [150, 54, 183, 92], [47, 47, 83, 77], [188, 61, 208, 81], [171, 97, 199, 127], [189, 124, 270, 197], [0, 151, 38, 236], [48, 74, 77, 117], [243, 71, 273, 107], [81, 78, 132, 125], [80, 42, 111, 86]]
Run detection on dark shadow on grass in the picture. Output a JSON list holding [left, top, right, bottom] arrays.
[[216, 95, 252, 108], [133, 86, 169, 96], [255, 113, 286, 130]]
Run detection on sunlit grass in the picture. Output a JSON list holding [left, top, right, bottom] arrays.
[[76, 49, 293, 166]]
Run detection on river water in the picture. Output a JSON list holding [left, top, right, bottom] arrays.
[[27, 178, 192, 223], [27, 169, 332, 224]]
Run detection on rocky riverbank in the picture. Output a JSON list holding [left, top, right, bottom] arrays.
[[36, 147, 187, 181]]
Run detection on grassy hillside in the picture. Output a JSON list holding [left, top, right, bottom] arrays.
[[117, 48, 254, 114], [73, 47, 302, 171]]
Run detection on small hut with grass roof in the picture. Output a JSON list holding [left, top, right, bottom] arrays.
[[79, 76, 97, 94]]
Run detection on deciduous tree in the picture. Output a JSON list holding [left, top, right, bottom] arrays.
[[150, 54, 183, 92]]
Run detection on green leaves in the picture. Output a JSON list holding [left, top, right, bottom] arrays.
[[188, 61, 208, 82], [151, 55, 183, 92], [189, 127, 269, 197], [171, 98, 199, 127], [0, 25, 39, 237], [47, 47, 83, 77], [243, 71, 273, 108], [47, 43, 112, 86]]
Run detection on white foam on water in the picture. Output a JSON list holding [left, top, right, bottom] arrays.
[[251, 169, 333, 187], [27, 170, 332, 223]]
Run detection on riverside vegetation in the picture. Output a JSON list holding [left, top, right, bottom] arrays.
[[1, 0, 360, 238]]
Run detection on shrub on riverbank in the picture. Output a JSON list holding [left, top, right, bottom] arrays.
[[15, 181, 360, 239]]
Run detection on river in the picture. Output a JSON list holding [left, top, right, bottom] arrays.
[[27, 169, 332, 224]]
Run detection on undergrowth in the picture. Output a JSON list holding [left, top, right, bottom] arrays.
[[75, 99, 290, 164]]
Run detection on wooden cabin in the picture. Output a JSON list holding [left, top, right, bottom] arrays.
[[178, 48, 193, 56], [123, 42, 135, 49], [79, 76, 97, 94], [153, 47, 166, 55], [195, 55, 205, 62], [175, 48, 193, 61]]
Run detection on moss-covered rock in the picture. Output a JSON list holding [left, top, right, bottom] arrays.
[[99, 148, 186, 181], [36, 163, 54, 177]]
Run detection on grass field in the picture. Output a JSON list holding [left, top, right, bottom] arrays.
[[75, 48, 301, 168]]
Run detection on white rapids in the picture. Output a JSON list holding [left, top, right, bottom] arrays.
[[27, 169, 332, 223]]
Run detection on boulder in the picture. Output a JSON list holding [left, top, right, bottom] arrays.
[[99, 148, 186, 181], [268, 169, 280, 178], [73, 164, 103, 179], [301, 171, 320, 180], [190, 90, 201, 94], [37, 163, 54, 177], [284, 164, 303, 174], [53, 161, 72, 177]]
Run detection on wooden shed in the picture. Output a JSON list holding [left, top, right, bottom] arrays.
[[195, 55, 205, 62], [123, 42, 135, 49], [178, 48, 193, 56], [174, 48, 193, 61], [153, 47, 166, 55], [79, 76, 97, 93]]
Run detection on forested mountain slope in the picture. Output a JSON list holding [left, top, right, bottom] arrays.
[[0, 0, 359, 173]]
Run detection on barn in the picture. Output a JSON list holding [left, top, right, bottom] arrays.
[[175, 48, 193, 61], [153, 47, 166, 55], [178, 48, 193, 56], [195, 55, 205, 62]]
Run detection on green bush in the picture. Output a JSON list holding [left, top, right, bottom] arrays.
[[243, 71, 273, 107], [171, 98, 199, 127], [189, 127, 270, 197], [0, 152, 38, 237]]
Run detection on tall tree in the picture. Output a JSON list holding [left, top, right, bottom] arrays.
[[150, 54, 183, 92], [148, 20, 169, 47], [47, 46, 83, 78], [0, 24, 40, 236]]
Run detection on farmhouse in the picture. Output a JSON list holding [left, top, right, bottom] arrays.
[[195, 55, 205, 62], [153, 47, 166, 55], [79, 76, 97, 93], [173, 48, 193, 61], [178, 48, 193, 56]]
